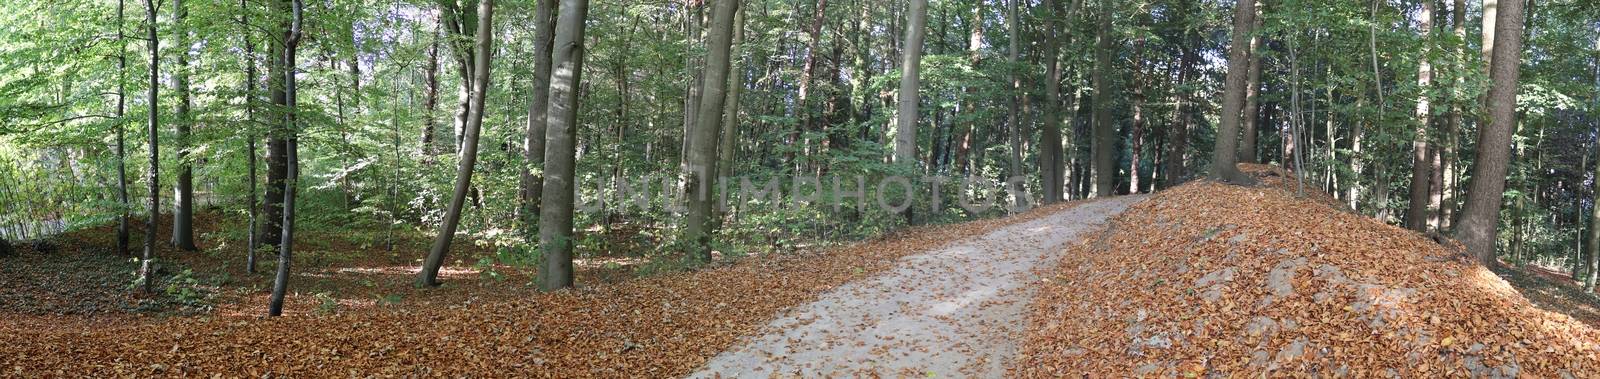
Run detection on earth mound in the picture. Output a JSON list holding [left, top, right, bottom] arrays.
[[1014, 174, 1600, 377]]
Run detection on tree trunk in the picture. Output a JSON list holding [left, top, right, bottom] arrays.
[[953, 0, 983, 175], [1164, 0, 1197, 187], [1091, 0, 1115, 196], [538, 0, 592, 291], [682, 0, 739, 261], [1455, 0, 1525, 265], [419, 0, 495, 288], [1405, 0, 1434, 232], [1128, 28, 1147, 194], [794, 0, 828, 161], [521, 0, 557, 243], [422, 19, 441, 155], [1207, 0, 1258, 184], [1590, 136, 1600, 292], [1239, 9, 1263, 164], [139, 0, 160, 294], [267, 0, 302, 317], [1040, 0, 1080, 203], [171, 0, 197, 251], [241, 0, 259, 273], [115, 0, 131, 256], [893, 0, 928, 166], [718, 7, 746, 184]]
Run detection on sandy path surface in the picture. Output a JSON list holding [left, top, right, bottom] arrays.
[[691, 196, 1146, 378]]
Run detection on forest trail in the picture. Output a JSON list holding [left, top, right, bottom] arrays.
[[691, 195, 1147, 377]]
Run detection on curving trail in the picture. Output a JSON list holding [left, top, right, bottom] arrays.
[[692, 196, 1147, 378]]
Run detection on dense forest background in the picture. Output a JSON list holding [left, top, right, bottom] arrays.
[[1, 0, 1599, 302]]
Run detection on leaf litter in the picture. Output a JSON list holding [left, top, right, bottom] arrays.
[[1013, 164, 1600, 377]]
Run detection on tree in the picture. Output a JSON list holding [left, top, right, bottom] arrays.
[[537, 0, 592, 291], [1238, 5, 1263, 164], [139, 0, 161, 294], [1454, 0, 1525, 264], [419, 0, 495, 288], [115, 0, 131, 256], [241, 0, 260, 273], [1039, 0, 1081, 203], [520, 0, 557, 243], [1405, 0, 1434, 232], [1090, 0, 1115, 196], [267, 0, 303, 317], [682, 0, 739, 261], [171, 0, 197, 251], [1164, 0, 1198, 186], [1207, 0, 1258, 184], [892, 0, 928, 168], [717, 7, 746, 186], [1589, 136, 1600, 293]]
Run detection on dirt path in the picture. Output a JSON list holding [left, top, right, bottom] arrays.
[[691, 196, 1146, 378]]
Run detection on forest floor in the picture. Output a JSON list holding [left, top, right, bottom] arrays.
[[1014, 164, 1600, 377], [5, 165, 1600, 377], [0, 195, 1099, 377], [692, 195, 1145, 377]]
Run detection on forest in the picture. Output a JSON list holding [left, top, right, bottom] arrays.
[[2, 0, 1600, 376]]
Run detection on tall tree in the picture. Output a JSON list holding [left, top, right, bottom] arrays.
[[1163, 0, 1197, 186], [241, 0, 260, 273], [520, 0, 557, 242], [1039, 0, 1081, 203], [1454, 0, 1525, 264], [138, 0, 160, 294], [1405, 0, 1435, 232], [1091, 0, 1115, 196], [1238, 5, 1263, 164], [682, 0, 740, 261], [115, 0, 131, 256], [718, 7, 746, 187], [537, 0, 591, 291], [171, 0, 197, 251], [794, 0, 828, 158], [1207, 0, 1258, 184], [422, 18, 441, 154], [892, 0, 928, 166], [1005, 0, 1024, 203], [419, 0, 495, 287], [267, 0, 303, 317]]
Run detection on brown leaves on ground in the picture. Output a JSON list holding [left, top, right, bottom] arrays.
[[1013, 166, 1600, 377], [0, 202, 1082, 377]]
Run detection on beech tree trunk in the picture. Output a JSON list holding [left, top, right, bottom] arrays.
[[1239, 9, 1263, 164], [538, 0, 591, 291], [1164, 0, 1197, 187], [1039, 0, 1081, 203], [171, 0, 197, 251], [115, 0, 130, 256], [892, 0, 928, 166], [1455, 0, 1525, 264], [1405, 0, 1434, 232], [241, 0, 260, 273], [718, 7, 746, 184], [1091, 0, 1114, 196], [267, 0, 302, 317], [682, 0, 739, 261], [1207, 0, 1258, 184], [419, 0, 495, 288], [520, 0, 557, 242], [139, 0, 160, 294], [422, 19, 441, 155]]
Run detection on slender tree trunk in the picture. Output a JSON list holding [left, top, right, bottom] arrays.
[[538, 0, 592, 291], [1405, 0, 1434, 232], [422, 19, 441, 155], [139, 0, 160, 294], [115, 0, 130, 256], [241, 0, 259, 273], [171, 0, 197, 251], [718, 8, 746, 184], [419, 0, 495, 288], [1239, 9, 1263, 164], [794, 0, 828, 161], [1442, 0, 1466, 231], [1590, 135, 1600, 292], [953, 0, 983, 175], [1040, 0, 1080, 203], [267, 0, 302, 317], [1091, 0, 1116, 196], [1455, 0, 1525, 264], [1164, 0, 1196, 187], [1128, 29, 1147, 194], [1003, 0, 1025, 205], [521, 0, 557, 243], [682, 0, 739, 261]]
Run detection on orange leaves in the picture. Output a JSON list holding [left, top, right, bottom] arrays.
[[1014, 170, 1600, 377]]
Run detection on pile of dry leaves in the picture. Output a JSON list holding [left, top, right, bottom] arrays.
[[0, 201, 1085, 377], [1014, 167, 1600, 377]]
